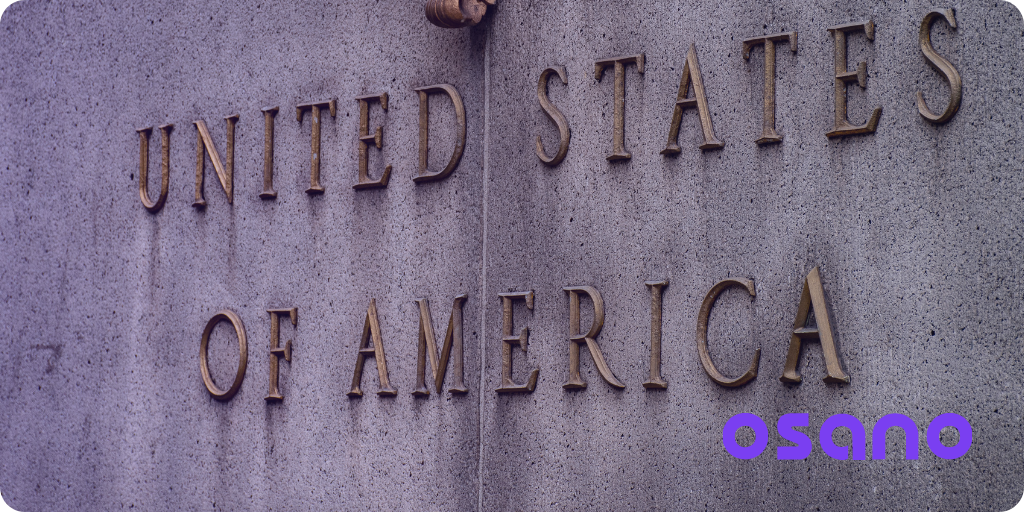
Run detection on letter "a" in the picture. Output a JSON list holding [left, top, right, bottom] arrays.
[[780, 267, 850, 384], [348, 299, 397, 397]]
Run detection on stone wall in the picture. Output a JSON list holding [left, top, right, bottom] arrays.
[[0, 0, 1022, 510]]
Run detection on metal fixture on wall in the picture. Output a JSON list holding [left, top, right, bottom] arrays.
[[425, 0, 494, 28]]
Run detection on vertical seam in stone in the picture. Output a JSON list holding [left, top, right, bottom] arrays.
[[477, 24, 491, 512]]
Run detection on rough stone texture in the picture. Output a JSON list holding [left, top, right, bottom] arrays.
[[1, 0, 1023, 510], [0, 0, 484, 510], [481, 1, 1024, 510]]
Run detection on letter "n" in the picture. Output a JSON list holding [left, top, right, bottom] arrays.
[[412, 295, 469, 396], [193, 114, 238, 208]]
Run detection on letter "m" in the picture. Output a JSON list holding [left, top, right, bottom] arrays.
[[412, 295, 469, 396]]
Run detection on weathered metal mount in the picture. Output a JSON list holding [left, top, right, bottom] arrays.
[[425, 0, 495, 28]]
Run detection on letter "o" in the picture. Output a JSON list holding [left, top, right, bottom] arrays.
[[199, 310, 248, 401], [927, 413, 972, 460], [723, 413, 768, 459]]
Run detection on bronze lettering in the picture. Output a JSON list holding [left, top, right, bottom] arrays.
[[917, 9, 962, 124], [695, 278, 760, 387], [353, 93, 392, 190], [536, 66, 571, 166], [296, 99, 337, 195], [662, 44, 724, 153], [348, 298, 397, 397], [780, 267, 851, 384], [413, 84, 466, 183], [496, 291, 539, 393], [595, 54, 645, 161], [199, 310, 249, 401], [136, 124, 172, 213], [192, 115, 238, 208], [412, 295, 469, 396], [562, 286, 625, 390], [265, 308, 296, 402], [259, 107, 279, 199], [742, 32, 797, 144], [826, 21, 882, 137], [643, 280, 669, 389]]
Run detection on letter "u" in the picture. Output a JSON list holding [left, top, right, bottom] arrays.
[[136, 124, 173, 213]]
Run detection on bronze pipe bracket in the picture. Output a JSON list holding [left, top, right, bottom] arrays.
[[425, 0, 495, 28]]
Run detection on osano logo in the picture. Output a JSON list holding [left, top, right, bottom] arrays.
[[723, 413, 972, 460]]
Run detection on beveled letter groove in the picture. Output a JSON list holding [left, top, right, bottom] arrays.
[[917, 9, 961, 124], [643, 280, 669, 390], [259, 107, 280, 199], [780, 267, 850, 384]]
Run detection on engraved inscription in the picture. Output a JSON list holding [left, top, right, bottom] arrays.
[[259, 107, 280, 199], [413, 84, 466, 183], [643, 280, 669, 390]]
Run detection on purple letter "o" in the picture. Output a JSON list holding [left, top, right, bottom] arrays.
[[723, 413, 768, 459], [927, 413, 972, 460]]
